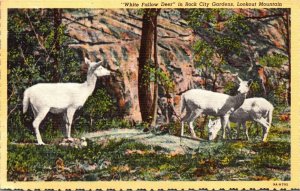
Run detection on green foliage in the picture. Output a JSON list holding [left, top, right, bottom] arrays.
[[223, 81, 236, 95], [70, 87, 132, 133], [193, 40, 214, 67], [187, 10, 252, 90], [84, 88, 116, 122], [224, 14, 250, 40], [250, 142, 290, 170], [248, 81, 261, 96], [273, 82, 288, 105], [259, 54, 288, 68], [187, 9, 220, 28], [146, 64, 175, 93], [187, 9, 250, 56]]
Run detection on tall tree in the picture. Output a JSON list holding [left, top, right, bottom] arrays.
[[52, 9, 62, 82], [52, 9, 63, 129], [150, 9, 161, 127], [138, 9, 160, 124]]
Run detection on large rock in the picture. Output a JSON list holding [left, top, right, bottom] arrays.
[[63, 9, 197, 121], [62, 9, 289, 122]]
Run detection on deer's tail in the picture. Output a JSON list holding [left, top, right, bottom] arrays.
[[23, 89, 30, 114]]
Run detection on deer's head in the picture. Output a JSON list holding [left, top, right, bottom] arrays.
[[237, 77, 252, 94], [208, 119, 221, 141], [85, 57, 111, 77]]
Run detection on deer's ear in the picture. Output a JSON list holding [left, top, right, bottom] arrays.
[[84, 57, 91, 65], [247, 79, 253, 86], [90, 61, 103, 72], [95, 61, 103, 68]]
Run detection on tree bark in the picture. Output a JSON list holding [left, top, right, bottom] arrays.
[[138, 9, 159, 124], [52, 9, 62, 82], [52, 9, 62, 130], [150, 9, 161, 127]]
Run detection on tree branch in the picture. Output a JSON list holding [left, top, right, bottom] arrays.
[[25, 11, 48, 54], [242, 13, 285, 20], [8, 104, 22, 119]]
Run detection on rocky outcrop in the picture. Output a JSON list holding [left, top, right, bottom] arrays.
[[84, 128, 202, 154], [62, 9, 289, 122], [63, 9, 197, 121]]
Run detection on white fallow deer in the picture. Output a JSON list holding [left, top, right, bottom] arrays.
[[23, 58, 110, 145], [180, 77, 252, 140], [208, 97, 274, 142]]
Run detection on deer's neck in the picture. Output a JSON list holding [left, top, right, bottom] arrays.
[[231, 92, 247, 110], [219, 92, 247, 115], [84, 73, 97, 96]]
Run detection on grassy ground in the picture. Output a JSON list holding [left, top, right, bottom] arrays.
[[7, 139, 290, 181], [7, 117, 290, 181]]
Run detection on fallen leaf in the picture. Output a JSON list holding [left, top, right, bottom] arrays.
[[55, 157, 64, 171]]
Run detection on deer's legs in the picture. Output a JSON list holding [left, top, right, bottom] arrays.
[[31, 105, 38, 118], [255, 118, 270, 142], [62, 112, 68, 138], [181, 106, 191, 137], [64, 108, 76, 142], [221, 115, 230, 139], [236, 122, 241, 139], [187, 109, 202, 138], [226, 121, 232, 139], [242, 122, 250, 140], [32, 108, 49, 145]]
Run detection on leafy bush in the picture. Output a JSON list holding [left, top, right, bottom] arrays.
[[223, 81, 237, 95], [83, 88, 116, 126], [259, 54, 288, 68]]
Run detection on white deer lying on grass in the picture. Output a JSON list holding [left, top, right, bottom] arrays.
[[180, 77, 252, 140], [23, 58, 111, 145], [208, 97, 274, 142]]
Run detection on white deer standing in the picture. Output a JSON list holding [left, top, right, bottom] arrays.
[[180, 77, 252, 140], [23, 58, 110, 145], [208, 97, 274, 142]]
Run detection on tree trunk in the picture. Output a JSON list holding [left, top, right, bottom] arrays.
[[150, 9, 160, 127], [138, 9, 159, 124], [52, 9, 62, 130], [52, 9, 62, 82]]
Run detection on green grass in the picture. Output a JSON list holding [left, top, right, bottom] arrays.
[[7, 114, 290, 181], [8, 137, 290, 181]]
